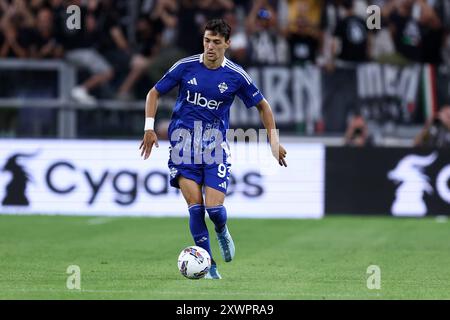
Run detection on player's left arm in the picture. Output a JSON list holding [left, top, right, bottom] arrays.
[[256, 99, 287, 167]]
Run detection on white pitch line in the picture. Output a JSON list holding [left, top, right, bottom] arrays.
[[86, 217, 116, 225], [1, 288, 382, 298], [435, 216, 448, 223]]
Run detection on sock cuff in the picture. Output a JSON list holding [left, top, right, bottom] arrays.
[[188, 204, 205, 210], [206, 205, 225, 211], [206, 205, 227, 233]]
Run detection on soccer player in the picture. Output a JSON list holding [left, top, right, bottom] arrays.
[[140, 19, 287, 279]]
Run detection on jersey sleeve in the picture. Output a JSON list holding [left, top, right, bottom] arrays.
[[236, 75, 265, 109], [154, 60, 185, 95]]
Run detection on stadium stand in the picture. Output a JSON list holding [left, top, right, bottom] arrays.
[[0, 0, 449, 143]]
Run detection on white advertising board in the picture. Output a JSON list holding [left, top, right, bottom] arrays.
[[0, 139, 324, 218]]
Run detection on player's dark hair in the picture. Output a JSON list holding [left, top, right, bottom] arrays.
[[204, 19, 231, 41]]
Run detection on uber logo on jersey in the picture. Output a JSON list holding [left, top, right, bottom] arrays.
[[186, 90, 223, 110]]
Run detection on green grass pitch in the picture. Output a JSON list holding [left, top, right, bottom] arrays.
[[0, 214, 449, 299]]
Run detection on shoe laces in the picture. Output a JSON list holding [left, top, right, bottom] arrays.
[[218, 233, 230, 251], [209, 265, 218, 275]]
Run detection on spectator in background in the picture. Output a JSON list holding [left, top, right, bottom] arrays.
[[3, 0, 35, 27], [344, 113, 373, 147], [415, 105, 450, 148], [29, 7, 63, 59], [285, 0, 324, 34], [432, 0, 450, 66], [176, 0, 204, 56], [28, 0, 46, 15], [443, 30, 450, 66], [0, 1, 33, 58], [95, 0, 131, 87], [318, 0, 339, 69], [143, 0, 234, 87], [47, 0, 66, 40], [59, 1, 114, 105], [147, 0, 178, 46], [365, 0, 395, 62], [420, 0, 444, 65], [175, 0, 232, 57], [223, 9, 248, 66], [286, 0, 322, 65], [246, 0, 289, 66], [0, 0, 6, 14], [116, 15, 163, 100], [197, 0, 234, 20], [332, 0, 371, 65], [137, 0, 181, 98], [383, 0, 441, 64]]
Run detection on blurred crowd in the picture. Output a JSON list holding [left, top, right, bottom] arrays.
[[0, 0, 449, 103]]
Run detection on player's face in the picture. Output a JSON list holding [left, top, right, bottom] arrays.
[[203, 31, 230, 63]]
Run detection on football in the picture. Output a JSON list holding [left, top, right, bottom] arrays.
[[177, 246, 211, 279]]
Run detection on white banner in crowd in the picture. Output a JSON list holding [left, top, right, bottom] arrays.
[[0, 140, 324, 218]]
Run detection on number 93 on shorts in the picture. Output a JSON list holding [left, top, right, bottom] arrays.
[[168, 161, 232, 193], [168, 141, 232, 193]]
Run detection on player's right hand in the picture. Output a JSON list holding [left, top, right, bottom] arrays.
[[140, 130, 159, 160], [277, 144, 288, 167]]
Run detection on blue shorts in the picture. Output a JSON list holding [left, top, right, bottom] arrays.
[[168, 141, 231, 194]]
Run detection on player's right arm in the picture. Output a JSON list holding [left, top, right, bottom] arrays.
[[140, 87, 160, 160], [139, 55, 192, 159]]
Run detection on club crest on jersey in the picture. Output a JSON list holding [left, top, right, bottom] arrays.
[[218, 82, 228, 93]]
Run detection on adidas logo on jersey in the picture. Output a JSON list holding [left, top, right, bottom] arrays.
[[218, 181, 227, 189], [187, 78, 198, 85]]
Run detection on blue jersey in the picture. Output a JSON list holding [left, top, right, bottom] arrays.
[[155, 54, 264, 139]]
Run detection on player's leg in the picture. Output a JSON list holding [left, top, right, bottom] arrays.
[[178, 176, 214, 260], [204, 163, 235, 263], [204, 187, 226, 232], [178, 176, 222, 279], [178, 175, 203, 207]]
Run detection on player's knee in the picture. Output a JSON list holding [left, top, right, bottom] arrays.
[[205, 192, 225, 207], [187, 200, 203, 207], [205, 200, 224, 208], [184, 193, 203, 207], [185, 194, 203, 207]]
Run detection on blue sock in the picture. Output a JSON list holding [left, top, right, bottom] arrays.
[[188, 204, 214, 264], [206, 205, 227, 233]]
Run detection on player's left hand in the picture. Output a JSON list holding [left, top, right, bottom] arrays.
[[139, 130, 159, 160], [271, 143, 287, 167]]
